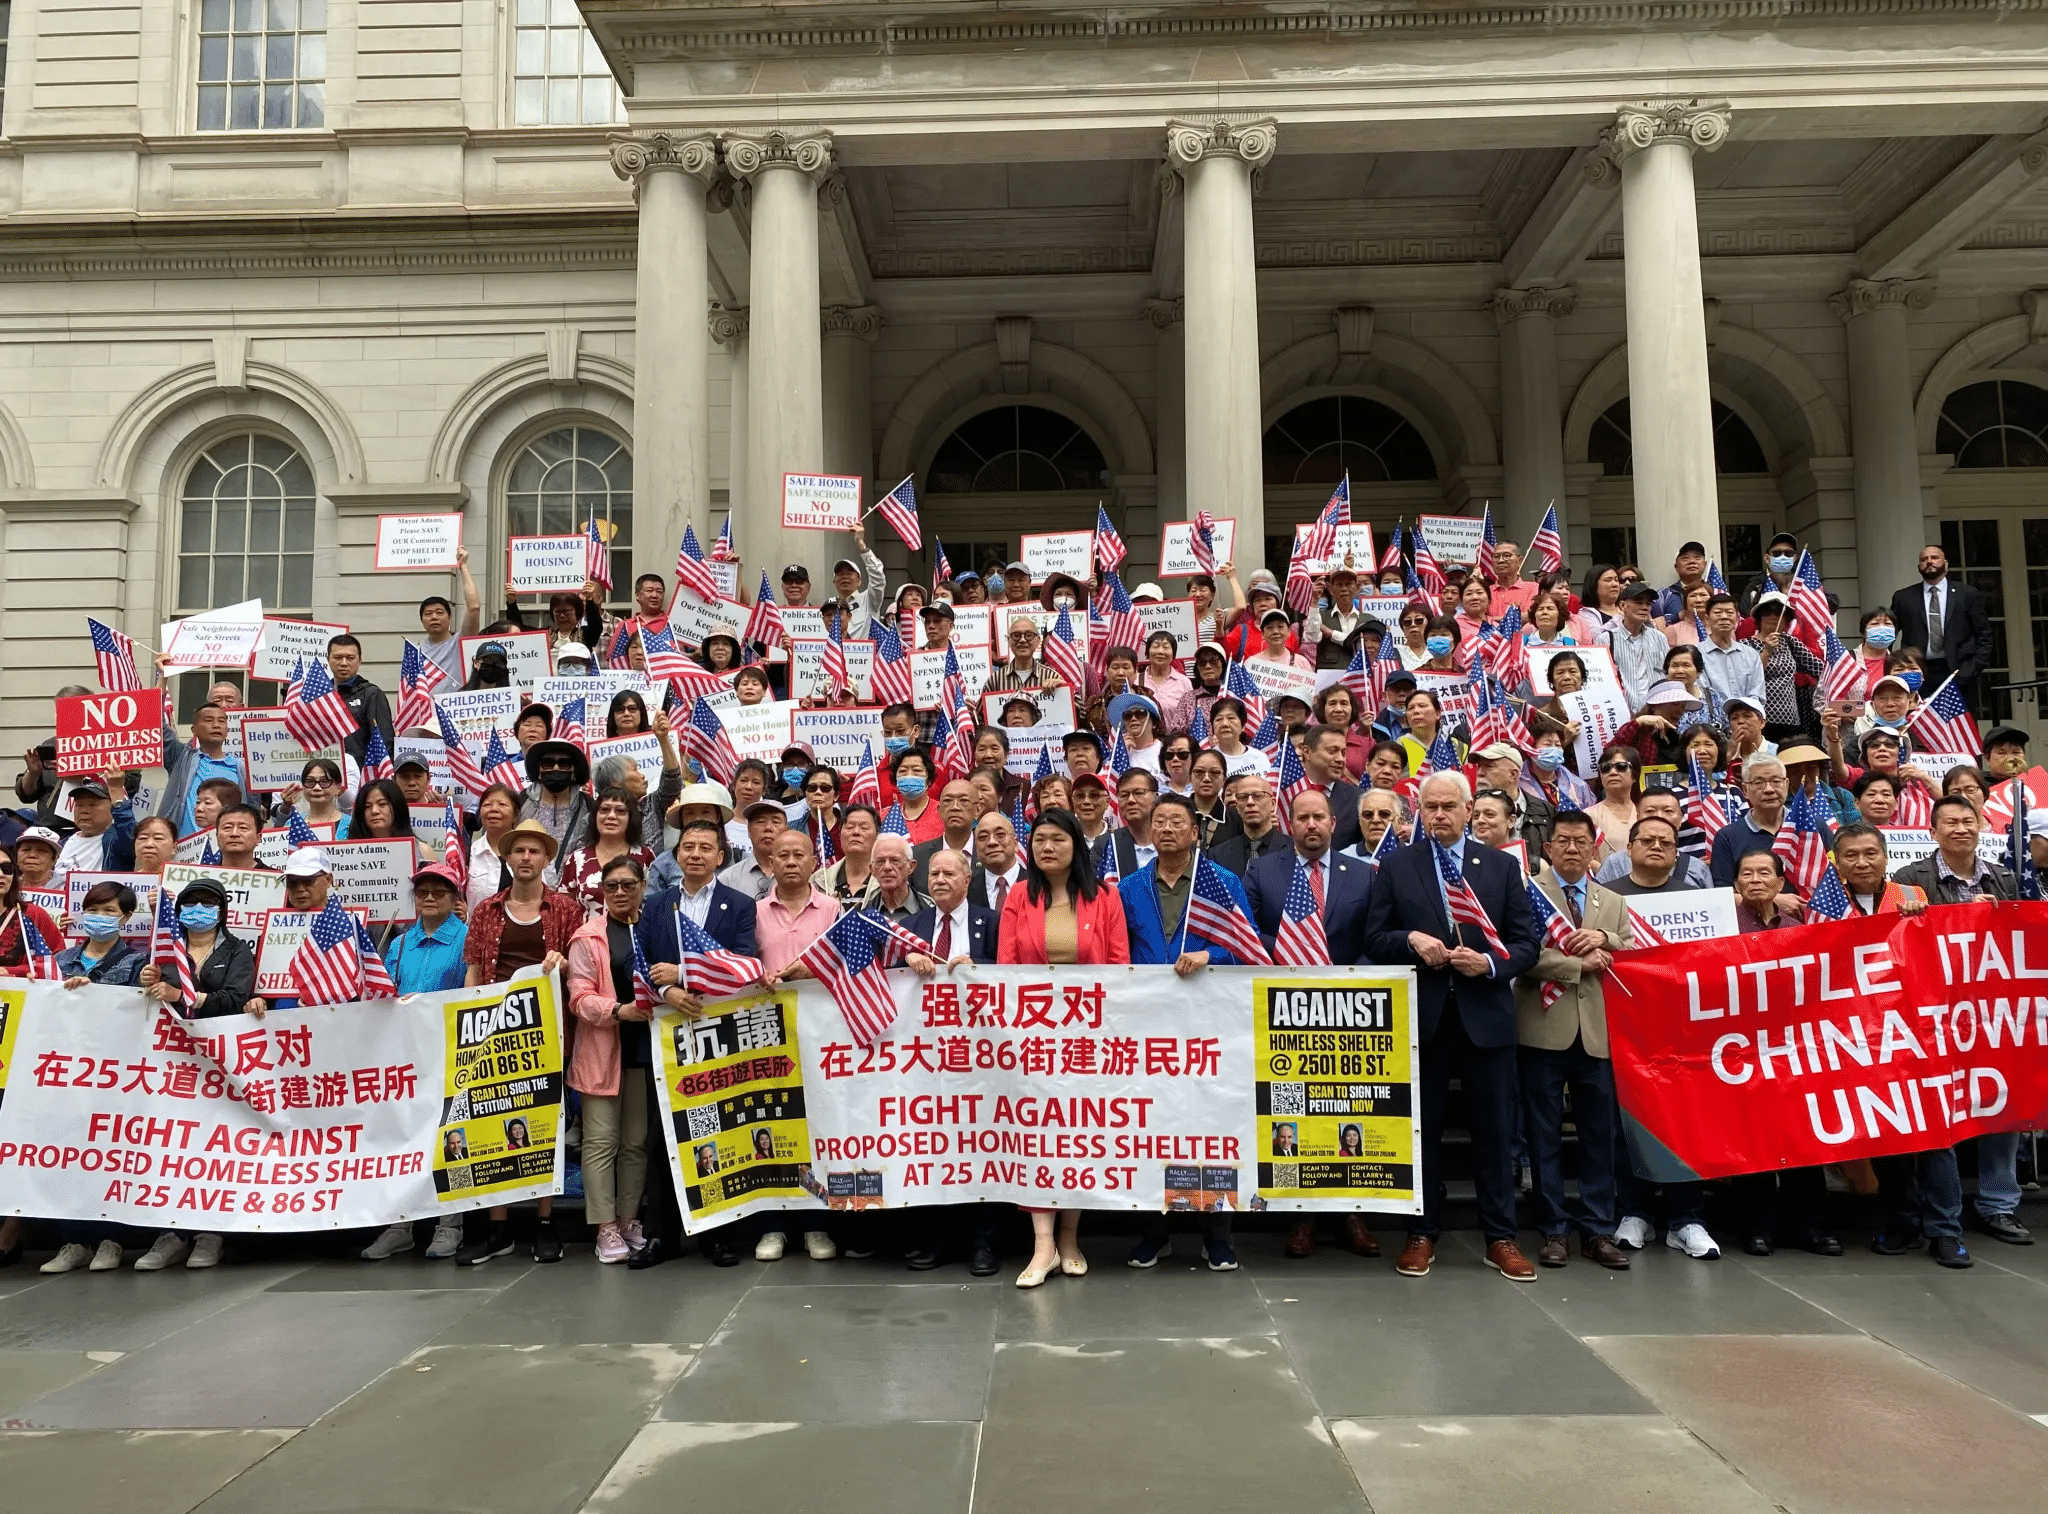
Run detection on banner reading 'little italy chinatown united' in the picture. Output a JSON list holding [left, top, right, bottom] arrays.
[[1605, 902, 2048, 1181], [651, 966, 1422, 1234], [0, 976, 565, 1229]]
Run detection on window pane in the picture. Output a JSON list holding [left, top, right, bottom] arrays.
[[582, 79, 613, 125], [248, 559, 281, 606], [231, 84, 260, 129], [285, 502, 315, 549], [179, 556, 211, 611], [199, 36, 229, 80], [298, 34, 324, 78], [231, 34, 258, 80], [233, 0, 258, 27], [202, 0, 230, 29], [549, 26, 578, 71], [517, 0, 544, 21], [514, 79, 545, 126], [549, 0, 578, 22], [301, 0, 325, 26], [516, 29, 545, 74], [283, 555, 313, 610], [214, 557, 244, 604], [549, 77, 577, 124], [583, 30, 606, 71], [298, 84, 323, 127], [263, 84, 292, 129], [280, 455, 314, 496], [215, 504, 247, 552], [268, 0, 296, 27], [250, 498, 281, 553], [198, 86, 228, 131], [265, 34, 293, 79]]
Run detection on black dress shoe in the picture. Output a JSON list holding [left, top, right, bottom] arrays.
[[699, 1237, 744, 1268], [904, 1249, 942, 1271], [1801, 1230, 1844, 1257], [968, 1246, 999, 1277], [1869, 1224, 1920, 1256], [0, 1243, 21, 1269], [627, 1238, 672, 1270], [1929, 1236, 1974, 1269], [1973, 1210, 2034, 1245], [1743, 1234, 1774, 1257]]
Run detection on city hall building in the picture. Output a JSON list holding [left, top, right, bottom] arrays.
[[2, 2, 2048, 752]]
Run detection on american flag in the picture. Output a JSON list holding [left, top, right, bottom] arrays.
[[396, 640, 446, 731], [1249, 706, 1282, 753], [1337, 637, 1373, 709], [1371, 820, 1402, 864], [362, 726, 395, 782], [1190, 510, 1219, 574], [1707, 560, 1730, 595], [1299, 494, 1341, 566], [482, 726, 526, 791], [1008, 785, 1029, 840], [1032, 743, 1055, 785], [1892, 776, 1933, 830], [1095, 832, 1121, 885], [874, 474, 921, 550], [744, 570, 786, 651], [1474, 504, 1501, 586], [1185, 854, 1272, 965], [150, 888, 193, 1009], [854, 908, 936, 969], [1366, 628, 1403, 715], [1094, 503, 1126, 573], [1466, 666, 1506, 752], [201, 836, 221, 865], [1906, 673, 1980, 756], [1772, 784, 1832, 894], [1225, 658, 1269, 733], [552, 696, 588, 750], [285, 808, 322, 848], [814, 808, 836, 865], [88, 617, 143, 693], [640, 621, 693, 683], [1045, 606, 1086, 695], [1275, 732, 1311, 828], [1788, 548, 1833, 650], [932, 539, 953, 589], [1273, 860, 1332, 966], [290, 901, 395, 1006], [441, 798, 466, 884], [1410, 523, 1447, 597], [672, 524, 720, 604], [1626, 904, 1672, 947], [1187, 701, 1210, 746], [21, 908, 64, 981], [1098, 571, 1146, 662], [846, 748, 882, 809], [284, 657, 359, 752], [1528, 503, 1564, 575], [2011, 777, 2043, 903], [880, 801, 909, 837], [710, 516, 737, 562], [436, 708, 490, 795], [1420, 730, 1462, 779], [928, 707, 962, 783], [673, 909, 764, 999], [1327, 475, 1352, 527], [1525, 878, 1575, 1008], [1806, 863, 1854, 921], [1381, 521, 1405, 575], [1819, 623, 1866, 707], [818, 613, 850, 699], [799, 910, 905, 1045], [869, 616, 916, 707], [1688, 754, 1731, 846], [1434, 840, 1509, 958], [682, 697, 739, 786], [1285, 541, 1318, 618], [629, 925, 660, 1014], [585, 514, 612, 593], [601, 619, 634, 671]]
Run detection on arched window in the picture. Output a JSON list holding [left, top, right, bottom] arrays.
[[1587, 398, 1769, 478], [1262, 396, 1436, 485], [925, 405, 1109, 493], [1936, 380, 2048, 468], [504, 425, 633, 596]]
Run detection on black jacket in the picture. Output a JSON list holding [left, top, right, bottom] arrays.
[[336, 676, 397, 764], [1208, 826, 1289, 878], [1888, 577, 1995, 689], [190, 932, 259, 1018]]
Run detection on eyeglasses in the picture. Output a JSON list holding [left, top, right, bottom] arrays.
[[1599, 762, 1635, 774], [303, 775, 335, 788], [600, 879, 642, 892], [804, 783, 836, 795]]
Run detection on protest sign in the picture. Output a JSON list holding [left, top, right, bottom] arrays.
[[787, 638, 875, 702], [65, 871, 162, 942], [589, 733, 664, 791], [1606, 903, 2048, 1181], [1020, 530, 1094, 582], [777, 605, 827, 643], [374, 514, 462, 571], [459, 631, 551, 689], [160, 862, 286, 936], [780, 472, 862, 531], [1419, 513, 1486, 566], [172, 832, 213, 866], [1133, 599, 1200, 659], [1159, 517, 1237, 577], [240, 715, 340, 793], [1293, 521, 1378, 573], [945, 603, 994, 651], [718, 700, 797, 762], [254, 906, 373, 998], [1356, 594, 1411, 625], [322, 838, 419, 924], [0, 976, 563, 1230], [910, 645, 992, 711], [1000, 727, 1068, 779], [980, 687, 1076, 729], [667, 589, 750, 651], [252, 618, 349, 682], [1562, 687, 1631, 775], [160, 598, 265, 671], [432, 687, 521, 754], [790, 708, 885, 772], [1876, 828, 2012, 872], [409, 807, 449, 859], [506, 536, 588, 593], [1622, 887, 1739, 945], [532, 672, 645, 714], [22, 887, 69, 921], [1528, 643, 1621, 698], [255, 821, 335, 871], [1241, 657, 1320, 709], [53, 688, 164, 778]]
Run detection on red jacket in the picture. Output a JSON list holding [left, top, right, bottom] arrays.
[[997, 882, 1131, 965]]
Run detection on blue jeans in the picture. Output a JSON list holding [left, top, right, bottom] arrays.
[[1974, 1132, 2023, 1219], [1519, 1039, 1618, 1240], [1885, 1147, 1964, 1239]]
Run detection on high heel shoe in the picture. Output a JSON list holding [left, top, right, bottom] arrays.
[[1014, 1257, 1059, 1289], [1059, 1252, 1088, 1277]]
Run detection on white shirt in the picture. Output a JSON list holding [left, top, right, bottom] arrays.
[[678, 878, 718, 928], [58, 829, 106, 874], [1132, 840, 1159, 871], [932, 902, 972, 956], [1220, 747, 1272, 779]]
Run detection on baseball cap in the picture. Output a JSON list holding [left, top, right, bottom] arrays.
[[410, 863, 463, 891], [16, 825, 62, 850], [283, 846, 332, 878], [1620, 581, 1657, 604], [1131, 582, 1165, 602], [832, 558, 860, 574], [781, 564, 810, 582], [921, 601, 955, 620], [1474, 740, 1521, 761], [742, 799, 787, 821], [69, 778, 112, 799]]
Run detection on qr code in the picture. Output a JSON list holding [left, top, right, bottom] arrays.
[[446, 1163, 473, 1191], [1271, 1163, 1299, 1187], [1269, 1083, 1306, 1115], [685, 1105, 721, 1141]]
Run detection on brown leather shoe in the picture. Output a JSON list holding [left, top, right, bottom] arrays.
[[1486, 1239, 1537, 1281], [1538, 1234, 1570, 1268], [1283, 1219, 1316, 1259], [1394, 1235, 1434, 1276], [1343, 1216, 1381, 1257], [1582, 1235, 1632, 1269]]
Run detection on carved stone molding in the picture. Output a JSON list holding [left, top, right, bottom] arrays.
[[1142, 297, 1183, 331], [607, 131, 719, 187], [722, 128, 835, 183], [1602, 100, 1732, 164], [1491, 286, 1578, 326], [995, 315, 1033, 393], [1164, 117, 1278, 173], [817, 175, 849, 210], [708, 304, 749, 346], [1827, 277, 1937, 320], [1334, 305, 1374, 357], [822, 304, 884, 342], [2024, 289, 2048, 343]]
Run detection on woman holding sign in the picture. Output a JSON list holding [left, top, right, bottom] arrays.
[[275, 758, 347, 832]]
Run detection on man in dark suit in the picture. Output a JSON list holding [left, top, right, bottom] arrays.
[[1301, 724, 1363, 854], [1242, 788, 1378, 1260], [1207, 773, 1288, 877], [967, 808, 1026, 912], [1890, 543, 1994, 713], [1362, 771, 1541, 1281]]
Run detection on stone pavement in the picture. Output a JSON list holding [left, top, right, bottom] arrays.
[[2, 1207, 2047, 1513]]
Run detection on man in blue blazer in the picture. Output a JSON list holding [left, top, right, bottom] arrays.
[[1362, 771, 1540, 1282], [1241, 788, 1379, 1259]]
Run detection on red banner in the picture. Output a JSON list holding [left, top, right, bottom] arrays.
[[1605, 903, 2048, 1180]]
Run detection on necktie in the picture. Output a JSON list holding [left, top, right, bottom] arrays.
[[1308, 858, 1326, 910], [1927, 584, 1944, 651], [935, 914, 953, 959], [993, 877, 1009, 913], [1564, 882, 1584, 926]]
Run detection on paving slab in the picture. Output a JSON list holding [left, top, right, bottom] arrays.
[[0, 1349, 119, 1421], [430, 1258, 756, 1347], [994, 1260, 1276, 1341], [0, 1428, 294, 1512], [584, 1421, 979, 1514], [0, 1266, 304, 1352], [1525, 1245, 1857, 1336]]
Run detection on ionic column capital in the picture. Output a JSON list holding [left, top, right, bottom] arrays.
[[1142, 297, 1184, 331], [1828, 278, 1937, 321], [722, 128, 835, 183], [822, 304, 884, 342], [708, 304, 749, 346], [1491, 286, 1579, 327], [1602, 100, 1732, 165], [1165, 117, 1278, 173], [607, 131, 720, 187]]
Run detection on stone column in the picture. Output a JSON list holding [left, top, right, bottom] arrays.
[[1169, 118, 1275, 563], [709, 305, 749, 557], [724, 128, 834, 576], [609, 132, 719, 565], [1605, 100, 1730, 580], [1145, 298, 1187, 530], [822, 300, 885, 573], [1492, 286, 1575, 544], [1833, 278, 1937, 612]]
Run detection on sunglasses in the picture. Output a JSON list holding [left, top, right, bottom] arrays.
[[1599, 762, 1635, 774], [804, 784, 836, 795], [600, 878, 642, 892]]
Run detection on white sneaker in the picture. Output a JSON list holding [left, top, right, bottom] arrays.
[[88, 1239, 124, 1271], [361, 1223, 416, 1261], [804, 1231, 838, 1261], [41, 1243, 92, 1274], [1613, 1215, 1654, 1250], [424, 1220, 464, 1259], [187, 1233, 224, 1269], [754, 1232, 786, 1261], [134, 1233, 190, 1271], [1666, 1222, 1721, 1259]]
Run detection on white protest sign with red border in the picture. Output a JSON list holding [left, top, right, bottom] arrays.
[[506, 536, 588, 593], [780, 473, 862, 531], [374, 514, 463, 571]]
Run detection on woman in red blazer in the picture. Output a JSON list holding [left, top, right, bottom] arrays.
[[998, 809, 1130, 1288]]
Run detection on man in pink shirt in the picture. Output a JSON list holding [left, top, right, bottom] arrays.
[[759, 828, 841, 982], [1489, 539, 1540, 619]]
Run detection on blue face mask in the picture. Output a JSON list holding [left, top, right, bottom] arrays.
[[1873, 713, 1903, 728], [1901, 670, 1924, 693], [1866, 625, 1896, 650], [897, 775, 928, 800], [1769, 554, 1796, 573], [1425, 635, 1455, 657], [1535, 747, 1566, 771], [883, 736, 911, 756], [79, 912, 124, 940], [179, 904, 221, 932], [782, 767, 808, 789]]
